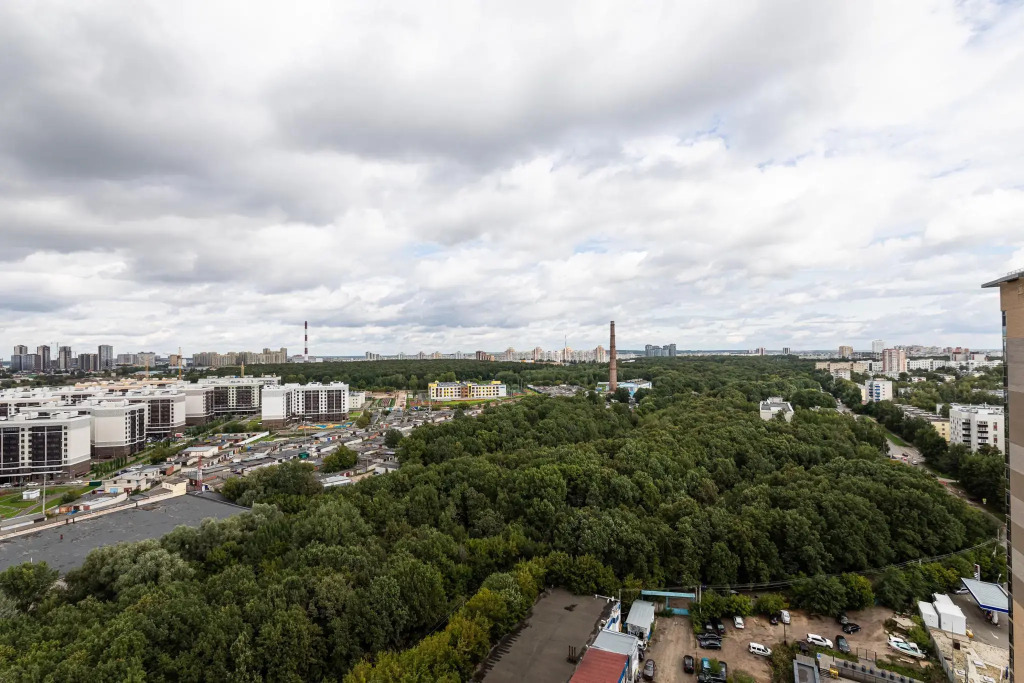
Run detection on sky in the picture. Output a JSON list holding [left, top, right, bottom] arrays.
[[2, 1, 1023, 357]]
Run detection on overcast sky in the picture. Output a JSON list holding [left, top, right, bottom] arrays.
[[2, 1, 1022, 357]]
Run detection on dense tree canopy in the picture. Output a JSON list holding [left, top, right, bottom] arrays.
[[0, 357, 998, 681]]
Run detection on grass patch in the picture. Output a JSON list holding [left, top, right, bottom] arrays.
[[886, 430, 909, 447]]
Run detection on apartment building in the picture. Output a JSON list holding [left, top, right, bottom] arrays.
[[872, 339, 886, 354], [195, 376, 279, 416], [864, 379, 893, 403], [73, 400, 147, 459], [122, 389, 187, 437], [428, 381, 508, 401], [982, 270, 1024, 681], [98, 345, 114, 370], [261, 382, 349, 428], [830, 368, 851, 381], [0, 411, 92, 482], [184, 384, 215, 425], [759, 397, 794, 422], [838, 345, 854, 358], [815, 361, 869, 374], [882, 348, 908, 374], [949, 403, 1005, 454], [899, 405, 950, 441]]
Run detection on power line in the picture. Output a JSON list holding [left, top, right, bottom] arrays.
[[650, 538, 1003, 595]]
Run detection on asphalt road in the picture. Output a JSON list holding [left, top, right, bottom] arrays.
[[0, 494, 243, 573]]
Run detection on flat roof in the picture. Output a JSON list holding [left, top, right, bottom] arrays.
[[982, 269, 1024, 288], [625, 600, 656, 628], [592, 630, 639, 656], [482, 589, 609, 683], [962, 578, 1010, 613]]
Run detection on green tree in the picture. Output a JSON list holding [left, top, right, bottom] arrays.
[[384, 429, 404, 448], [754, 593, 787, 616], [840, 573, 874, 610], [791, 575, 847, 616], [322, 447, 358, 473], [0, 562, 59, 611]]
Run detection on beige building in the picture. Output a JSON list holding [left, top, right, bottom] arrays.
[[838, 345, 853, 358], [982, 269, 1024, 682], [428, 381, 507, 400], [882, 348, 908, 374]]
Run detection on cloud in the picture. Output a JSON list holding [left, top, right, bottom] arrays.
[[0, 0, 1022, 356]]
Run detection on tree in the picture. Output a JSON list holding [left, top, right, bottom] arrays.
[[322, 447, 358, 473], [754, 594, 787, 616], [384, 429, 404, 448], [0, 562, 59, 611], [840, 573, 874, 610], [791, 576, 847, 616]]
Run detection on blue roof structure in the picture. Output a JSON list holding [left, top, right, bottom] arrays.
[[961, 578, 1009, 613]]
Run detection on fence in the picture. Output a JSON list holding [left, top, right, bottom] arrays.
[[817, 654, 923, 683]]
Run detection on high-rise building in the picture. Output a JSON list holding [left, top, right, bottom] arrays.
[[838, 345, 854, 358], [881, 348, 907, 374], [79, 353, 100, 372], [13, 345, 27, 357], [98, 345, 114, 370], [58, 346, 72, 371], [667, 343, 677, 357], [871, 339, 885, 355], [36, 345, 51, 372], [782, 347, 792, 355], [982, 270, 1023, 681]]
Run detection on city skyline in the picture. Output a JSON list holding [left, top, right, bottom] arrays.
[[0, 3, 1021, 355]]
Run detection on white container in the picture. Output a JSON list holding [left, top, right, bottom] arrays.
[[918, 601, 939, 629], [934, 601, 967, 635]]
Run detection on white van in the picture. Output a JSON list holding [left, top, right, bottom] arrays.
[[749, 643, 772, 657], [780, 609, 791, 624]]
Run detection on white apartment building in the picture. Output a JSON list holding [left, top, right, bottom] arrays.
[[949, 404, 1004, 453], [830, 368, 852, 381], [74, 400, 147, 459], [864, 379, 893, 403], [184, 384, 215, 425], [123, 389, 187, 437], [881, 348, 907, 374], [871, 340, 885, 354], [262, 382, 350, 428], [0, 411, 92, 482], [196, 376, 280, 416], [348, 390, 366, 409]]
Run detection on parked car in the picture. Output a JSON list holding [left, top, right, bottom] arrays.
[[683, 655, 695, 674], [954, 584, 970, 595], [711, 617, 726, 635], [780, 610, 791, 624], [835, 636, 851, 654], [704, 622, 715, 634], [769, 614, 779, 625], [806, 634, 832, 648], [733, 616, 745, 629], [842, 623, 861, 634], [698, 637, 722, 650], [643, 659, 656, 681], [719, 662, 728, 681], [836, 612, 848, 625], [748, 643, 772, 657]]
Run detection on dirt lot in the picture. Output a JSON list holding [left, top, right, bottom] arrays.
[[645, 607, 899, 683]]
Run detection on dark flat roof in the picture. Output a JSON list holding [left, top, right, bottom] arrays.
[[0, 494, 242, 573], [482, 589, 609, 683], [982, 269, 1024, 288]]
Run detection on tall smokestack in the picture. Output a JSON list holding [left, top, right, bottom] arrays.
[[304, 320, 308, 356], [609, 320, 617, 391]]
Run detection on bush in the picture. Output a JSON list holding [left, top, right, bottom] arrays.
[[754, 593, 788, 616], [791, 575, 847, 616]]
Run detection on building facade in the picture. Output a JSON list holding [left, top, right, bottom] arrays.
[[982, 270, 1024, 682], [949, 404, 1005, 454], [98, 345, 114, 370], [427, 381, 508, 401], [261, 382, 350, 428], [864, 379, 893, 403], [0, 411, 92, 482], [882, 348, 908, 374], [195, 376, 279, 416], [872, 339, 886, 355], [75, 400, 147, 459], [839, 345, 854, 358]]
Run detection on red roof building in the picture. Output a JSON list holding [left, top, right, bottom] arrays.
[[570, 648, 629, 683]]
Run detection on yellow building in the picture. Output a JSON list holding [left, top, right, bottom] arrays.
[[428, 381, 508, 401]]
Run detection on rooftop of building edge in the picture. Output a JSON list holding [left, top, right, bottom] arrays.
[[981, 267, 1024, 288]]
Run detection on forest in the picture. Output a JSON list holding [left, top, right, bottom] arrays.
[[0, 358, 1000, 682]]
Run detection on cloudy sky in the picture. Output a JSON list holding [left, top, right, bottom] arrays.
[[2, 1, 1023, 357]]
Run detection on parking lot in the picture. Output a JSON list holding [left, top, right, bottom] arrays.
[[645, 606, 899, 683]]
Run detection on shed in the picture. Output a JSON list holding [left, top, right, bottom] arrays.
[[918, 601, 939, 629], [624, 600, 656, 641], [21, 488, 41, 501], [570, 648, 628, 683], [591, 631, 640, 680]]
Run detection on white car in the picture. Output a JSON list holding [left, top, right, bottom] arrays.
[[733, 616, 745, 629], [780, 609, 791, 624], [806, 634, 832, 648], [749, 643, 772, 657]]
